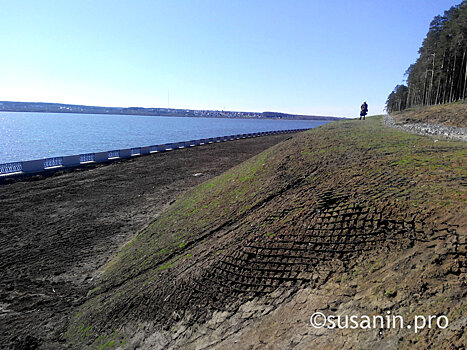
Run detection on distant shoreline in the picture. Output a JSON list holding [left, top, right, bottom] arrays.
[[0, 101, 344, 121]]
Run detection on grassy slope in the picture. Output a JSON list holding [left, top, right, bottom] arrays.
[[392, 100, 467, 128], [67, 116, 466, 349]]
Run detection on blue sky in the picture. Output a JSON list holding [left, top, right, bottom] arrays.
[[0, 0, 462, 117]]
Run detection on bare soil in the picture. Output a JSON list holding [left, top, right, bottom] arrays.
[[0, 134, 292, 350], [68, 116, 466, 349], [3, 114, 466, 350]]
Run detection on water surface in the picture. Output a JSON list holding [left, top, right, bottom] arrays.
[[0, 112, 329, 163]]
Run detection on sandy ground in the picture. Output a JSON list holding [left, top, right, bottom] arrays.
[[0, 133, 293, 350]]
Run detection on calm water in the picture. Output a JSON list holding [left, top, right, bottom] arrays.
[[0, 112, 329, 163]]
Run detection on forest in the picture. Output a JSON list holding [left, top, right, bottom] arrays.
[[386, 1, 467, 113]]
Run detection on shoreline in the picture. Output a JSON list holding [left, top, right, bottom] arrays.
[[0, 102, 343, 121], [0, 129, 308, 177], [0, 132, 295, 349], [2, 115, 465, 349]]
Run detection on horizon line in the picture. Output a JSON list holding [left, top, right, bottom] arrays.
[[0, 99, 346, 119]]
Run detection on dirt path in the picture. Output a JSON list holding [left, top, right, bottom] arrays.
[[0, 133, 293, 350]]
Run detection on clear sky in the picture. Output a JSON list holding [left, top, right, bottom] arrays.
[[0, 0, 462, 117]]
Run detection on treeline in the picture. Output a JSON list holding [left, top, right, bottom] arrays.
[[386, 1, 467, 113], [0, 101, 342, 121]]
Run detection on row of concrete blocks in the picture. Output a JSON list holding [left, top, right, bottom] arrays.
[[0, 129, 306, 176]]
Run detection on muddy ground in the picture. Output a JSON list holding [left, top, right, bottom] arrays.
[[0, 133, 292, 350]]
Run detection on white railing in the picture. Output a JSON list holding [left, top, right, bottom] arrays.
[[0, 128, 309, 176], [0, 161, 22, 174], [108, 150, 120, 159], [79, 153, 94, 163], [44, 157, 63, 168]]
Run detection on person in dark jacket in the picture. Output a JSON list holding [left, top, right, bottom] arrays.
[[360, 101, 368, 120]]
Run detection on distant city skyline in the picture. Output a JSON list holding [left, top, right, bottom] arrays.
[[0, 0, 462, 117]]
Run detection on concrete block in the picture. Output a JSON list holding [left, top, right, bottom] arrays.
[[22, 159, 45, 173], [95, 151, 109, 162], [62, 155, 81, 167], [119, 148, 132, 158]]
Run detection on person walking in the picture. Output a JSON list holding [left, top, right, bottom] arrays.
[[360, 101, 368, 120]]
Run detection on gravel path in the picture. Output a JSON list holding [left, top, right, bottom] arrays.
[[384, 114, 467, 141]]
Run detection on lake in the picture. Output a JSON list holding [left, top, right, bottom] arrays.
[[0, 112, 330, 163]]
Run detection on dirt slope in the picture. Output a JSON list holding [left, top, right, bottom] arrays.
[[67, 116, 466, 349], [0, 134, 293, 350]]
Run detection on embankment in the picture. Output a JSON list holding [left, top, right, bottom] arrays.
[[386, 101, 467, 141], [390, 100, 466, 128], [66, 115, 466, 349], [0, 133, 293, 350]]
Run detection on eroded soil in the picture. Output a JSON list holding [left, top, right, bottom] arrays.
[[0, 134, 292, 350], [68, 116, 466, 349]]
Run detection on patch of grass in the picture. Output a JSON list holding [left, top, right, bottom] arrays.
[[158, 259, 178, 270], [384, 285, 398, 297]]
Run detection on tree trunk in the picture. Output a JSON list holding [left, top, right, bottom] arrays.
[[449, 50, 457, 102], [459, 49, 466, 101], [423, 69, 428, 105], [443, 54, 451, 104], [437, 49, 446, 105], [463, 49, 467, 100], [406, 83, 411, 108], [428, 53, 435, 105]]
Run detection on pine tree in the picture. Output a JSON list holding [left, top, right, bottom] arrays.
[[386, 1, 467, 112]]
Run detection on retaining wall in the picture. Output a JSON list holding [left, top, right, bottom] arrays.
[[0, 129, 308, 177]]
